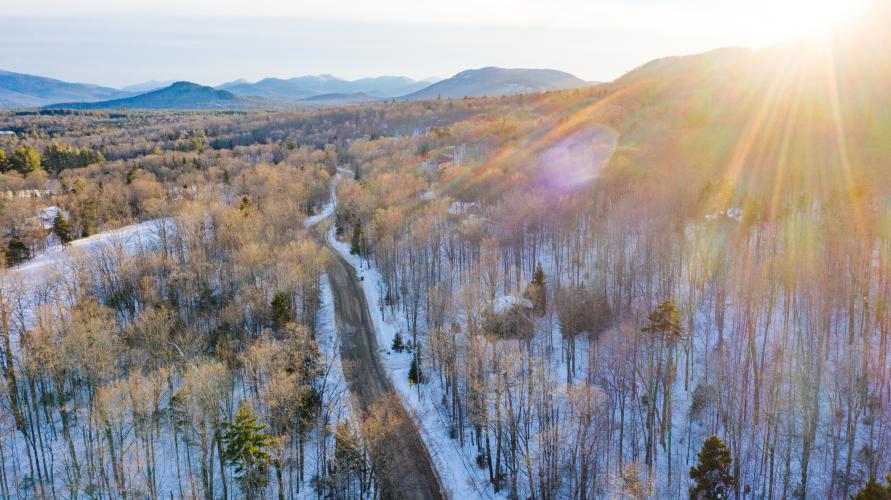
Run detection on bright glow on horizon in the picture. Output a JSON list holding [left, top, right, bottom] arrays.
[[0, 0, 876, 87], [753, 0, 869, 39], [3, 0, 869, 32]]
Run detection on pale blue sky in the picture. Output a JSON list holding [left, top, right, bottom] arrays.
[[0, 0, 868, 88]]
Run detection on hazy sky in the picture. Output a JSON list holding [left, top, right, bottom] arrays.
[[0, 0, 869, 88]]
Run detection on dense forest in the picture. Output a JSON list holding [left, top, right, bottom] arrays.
[[0, 100, 492, 499], [0, 11, 890, 500]]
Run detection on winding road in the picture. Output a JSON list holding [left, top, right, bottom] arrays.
[[309, 203, 444, 499], [325, 243, 445, 499]]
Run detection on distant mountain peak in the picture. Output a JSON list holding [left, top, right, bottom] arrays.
[[44, 81, 261, 110], [402, 67, 587, 100], [169, 81, 202, 89]]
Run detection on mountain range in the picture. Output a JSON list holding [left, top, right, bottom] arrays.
[[218, 75, 436, 100], [0, 67, 591, 110]]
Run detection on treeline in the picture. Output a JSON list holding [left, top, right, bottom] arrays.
[[0, 100, 491, 268], [0, 144, 104, 175], [0, 98, 489, 165]]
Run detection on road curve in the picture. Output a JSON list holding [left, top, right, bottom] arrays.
[[324, 234, 445, 500]]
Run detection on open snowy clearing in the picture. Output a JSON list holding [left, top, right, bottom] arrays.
[[11, 218, 173, 282]]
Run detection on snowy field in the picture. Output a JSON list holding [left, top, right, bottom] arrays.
[[12, 218, 173, 282]]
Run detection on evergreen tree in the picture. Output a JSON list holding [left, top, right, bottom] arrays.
[[408, 353, 422, 385], [5, 237, 30, 267], [689, 435, 737, 499], [42, 143, 66, 174], [350, 224, 364, 256], [853, 475, 891, 500], [391, 332, 405, 352], [10, 145, 41, 175], [238, 195, 252, 215], [642, 300, 683, 340], [52, 212, 73, 245], [525, 263, 547, 316], [270, 291, 293, 331], [223, 402, 272, 499], [532, 264, 545, 287], [78, 196, 100, 237], [42, 143, 104, 174]]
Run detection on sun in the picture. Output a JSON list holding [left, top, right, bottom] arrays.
[[753, 0, 870, 42], [794, 0, 867, 27]]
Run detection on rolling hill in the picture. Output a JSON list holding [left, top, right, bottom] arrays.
[[348, 76, 434, 96], [554, 3, 891, 218], [45, 81, 267, 110], [0, 70, 131, 108], [402, 67, 587, 100], [216, 78, 319, 101], [220, 74, 435, 100]]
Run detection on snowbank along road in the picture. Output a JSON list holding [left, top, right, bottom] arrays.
[[322, 230, 445, 500]]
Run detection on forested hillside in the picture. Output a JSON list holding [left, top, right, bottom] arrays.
[[323, 11, 891, 499], [0, 8, 889, 498]]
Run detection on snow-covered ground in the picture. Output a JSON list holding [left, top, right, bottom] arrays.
[[304, 174, 341, 229], [1, 218, 174, 351], [0, 215, 358, 499], [327, 224, 497, 499], [493, 294, 533, 315], [12, 218, 173, 282], [0, 218, 193, 498]]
